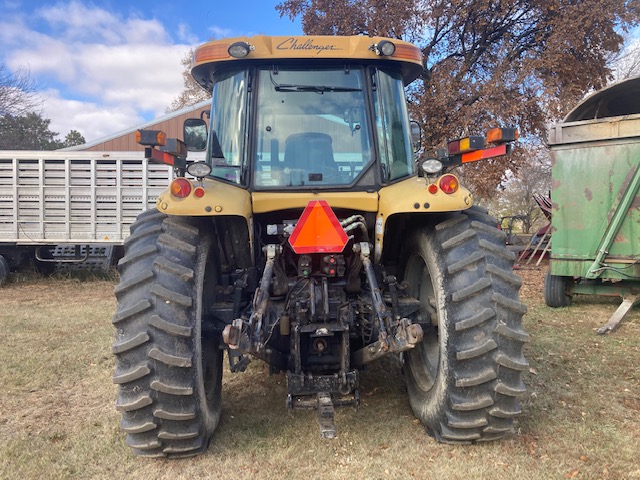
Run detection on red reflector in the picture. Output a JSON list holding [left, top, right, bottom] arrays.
[[439, 175, 459, 194], [194, 186, 205, 198], [289, 200, 349, 254], [428, 183, 438, 194], [170, 178, 192, 198]]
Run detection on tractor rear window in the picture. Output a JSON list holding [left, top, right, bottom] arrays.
[[253, 67, 373, 188]]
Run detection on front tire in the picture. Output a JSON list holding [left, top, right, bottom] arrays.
[[401, 206, 529, 443], [112, 210, 222, 457]]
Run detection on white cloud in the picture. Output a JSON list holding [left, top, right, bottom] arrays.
[[0, 1, 199, 142], [40, 89, 143, 142]]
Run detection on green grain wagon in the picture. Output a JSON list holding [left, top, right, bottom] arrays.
[[545, 76, 640, 332]]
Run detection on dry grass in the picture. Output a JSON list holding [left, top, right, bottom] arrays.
[[0, 266, 639, 480]]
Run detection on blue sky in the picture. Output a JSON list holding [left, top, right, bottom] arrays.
[[0, 0, 302, 142]]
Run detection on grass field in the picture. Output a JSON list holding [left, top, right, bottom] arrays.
[[0, 265, 638, 480]]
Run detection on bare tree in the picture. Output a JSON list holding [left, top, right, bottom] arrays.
[[610, 34, 640, 81], [0, 65, 41, 117], [167, 48, 210, 112], [490, 143, 552, 234], [277, 0, 640, 193]]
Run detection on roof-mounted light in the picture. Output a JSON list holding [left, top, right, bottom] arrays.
[[371, 40, 396, 56], [228, 41, 253, 58], [193, 43, 231, 63]]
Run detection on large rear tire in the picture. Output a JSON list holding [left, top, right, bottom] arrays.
[[112, 209, 222, 457], [401, 206, 528, 443]]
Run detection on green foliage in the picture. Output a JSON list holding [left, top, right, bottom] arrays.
[[61, 129, 86, 148], [0, 112, 84, 150]]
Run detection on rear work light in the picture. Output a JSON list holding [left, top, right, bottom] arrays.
[[439, 175, 459, 194], [228, 41, 253, 58], [170, 178, 192, 198], [371, 40, 396, 56]]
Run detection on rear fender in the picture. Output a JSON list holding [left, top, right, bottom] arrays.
[[375, 177, 473, 262], [156, 178, 253, 257]]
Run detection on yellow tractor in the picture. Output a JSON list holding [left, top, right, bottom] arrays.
[[112, 35, 528, 457]]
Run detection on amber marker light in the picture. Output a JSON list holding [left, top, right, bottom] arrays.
[[170, 178, 192, 198], [136, 129, 166, 147], [439, 175, 459, 194], [486, 127, 519, 144], [194, 43, 231, 63], [448, 136, 485, 155], [392, 43, 423, 62]]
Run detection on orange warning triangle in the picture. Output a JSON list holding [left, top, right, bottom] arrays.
[[289, 200, 349, 254]]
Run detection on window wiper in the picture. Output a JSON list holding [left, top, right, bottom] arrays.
[[274, 84, 362, 93]]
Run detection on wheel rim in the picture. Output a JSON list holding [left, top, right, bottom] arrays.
[[404, 252, 440, 392]]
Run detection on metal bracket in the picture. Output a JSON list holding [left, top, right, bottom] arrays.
[[317, 392, 336, 439], [596, 293, 640, 334], [586, 165, 640, 279]]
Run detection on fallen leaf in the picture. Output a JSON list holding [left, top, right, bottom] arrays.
[[565, 469, 579, 478]]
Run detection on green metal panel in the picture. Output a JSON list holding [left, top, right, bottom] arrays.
[[548, 115, 640, 280]]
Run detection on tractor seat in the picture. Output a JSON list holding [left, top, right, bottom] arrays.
[[283, 132, 338, 180]]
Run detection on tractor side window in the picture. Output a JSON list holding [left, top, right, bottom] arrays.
[[373, 69, 414, 181], [208, 69, 249, 184]]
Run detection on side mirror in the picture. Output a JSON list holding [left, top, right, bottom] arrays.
[[183, 118, 208, 152], [410, 120, 422, 153]]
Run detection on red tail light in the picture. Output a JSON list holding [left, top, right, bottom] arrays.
[[170, 178, 192, 198], [439, 175, 459, 194]]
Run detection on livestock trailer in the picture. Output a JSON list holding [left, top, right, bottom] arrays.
[[0, 151, 173, 283]]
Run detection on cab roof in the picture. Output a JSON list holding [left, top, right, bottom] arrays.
[[191, 35, 425, 91]]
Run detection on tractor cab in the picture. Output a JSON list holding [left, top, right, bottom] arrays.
[[184, 36, 424, 190]]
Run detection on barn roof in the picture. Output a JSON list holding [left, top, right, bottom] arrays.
[[62, 99, 210, 152]]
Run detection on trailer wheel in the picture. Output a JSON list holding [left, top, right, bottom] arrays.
[[401, 206, 529, 443], [112, 209, 222, 457], [544, 272, 573, 307], [0, 255, 9, 286]]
